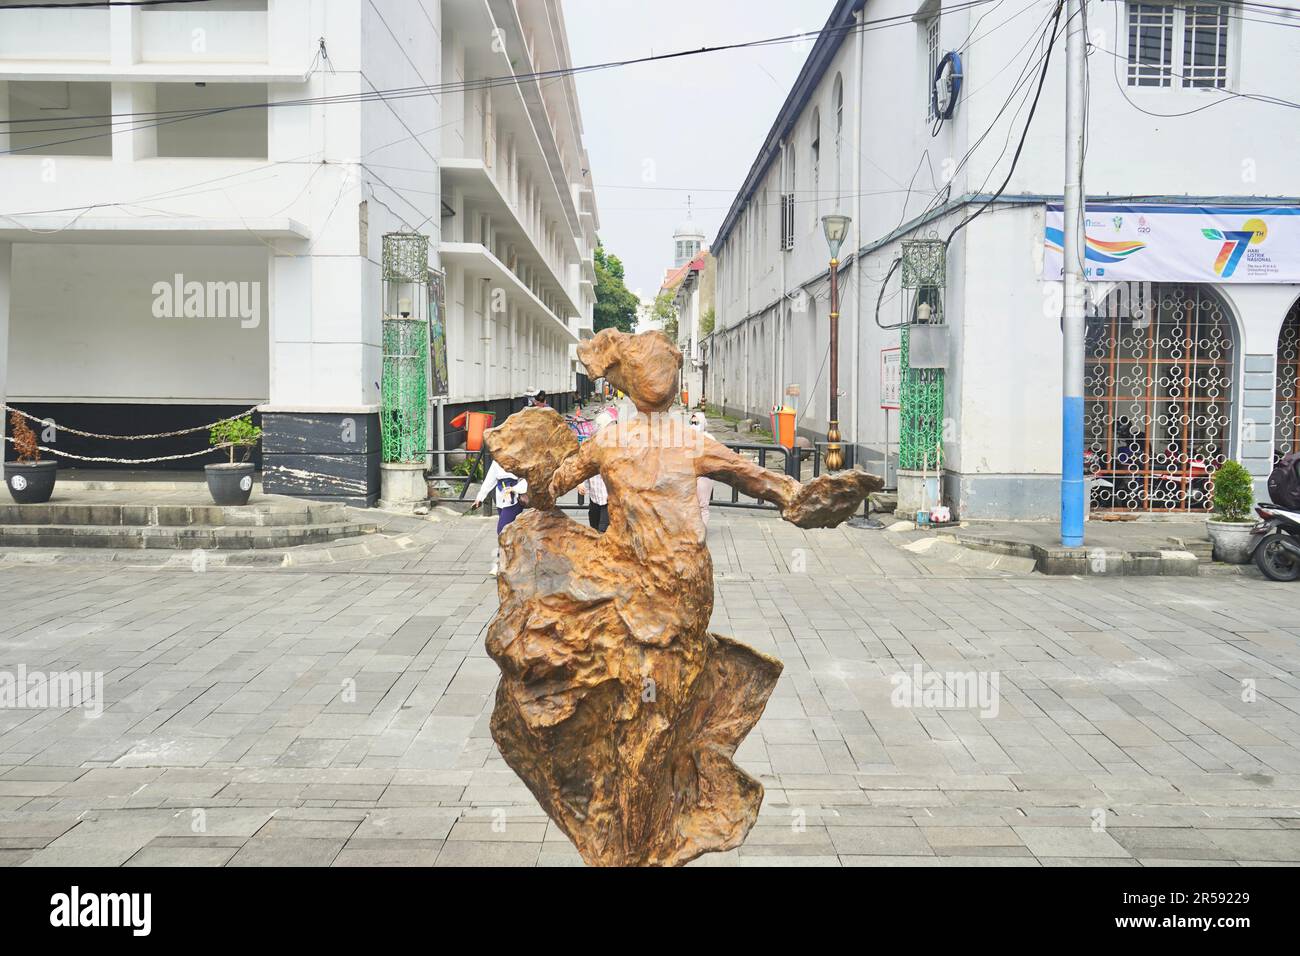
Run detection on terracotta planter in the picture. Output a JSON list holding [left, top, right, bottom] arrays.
[[4, 460, 56, 504], [1206, 518, 1255, 564]]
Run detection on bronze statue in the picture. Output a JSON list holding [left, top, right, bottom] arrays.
[[484, 329, 883, 866]]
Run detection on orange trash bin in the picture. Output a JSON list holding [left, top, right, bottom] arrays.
[[772, 405, 795, 449], [464, 411, 494, 452]]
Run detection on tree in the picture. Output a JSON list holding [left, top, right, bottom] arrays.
[[653, 291, 678, 343], [593, 242, 638, 333], [699, 306, 715, 337]]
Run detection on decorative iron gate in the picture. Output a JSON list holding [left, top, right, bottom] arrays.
[[1277, 301, 1299, 462], [1085, 283, 1235, 512]]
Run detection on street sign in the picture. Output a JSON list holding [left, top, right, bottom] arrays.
[[880, 347, 901, 409]]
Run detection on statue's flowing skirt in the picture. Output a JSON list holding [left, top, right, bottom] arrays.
[[485, 508, 782, 867]]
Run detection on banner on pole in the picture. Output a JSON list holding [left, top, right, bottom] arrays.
[[1043, 203, 1300, 283]]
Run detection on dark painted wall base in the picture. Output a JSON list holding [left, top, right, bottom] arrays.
[[262, 412, 380, 508], [2, 402, 262, 470]]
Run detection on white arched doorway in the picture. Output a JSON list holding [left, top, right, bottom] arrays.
[[1085, 283, 1237, 513]]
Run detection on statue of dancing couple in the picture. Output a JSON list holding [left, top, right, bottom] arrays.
[[482, 327, 882, 866]]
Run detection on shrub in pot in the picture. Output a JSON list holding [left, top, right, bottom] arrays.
[[1206, 460, 1256, 564], [4, 410, 56, 504], [206, 416, 261, 506]]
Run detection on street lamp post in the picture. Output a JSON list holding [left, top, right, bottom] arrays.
[[821, 214, 851, 471]]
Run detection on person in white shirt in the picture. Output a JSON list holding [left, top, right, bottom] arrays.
[[689, 412, 713, 529], [579, 472, 609, 532], [472, 459, 529, 574], [578, 410, 614, 533]]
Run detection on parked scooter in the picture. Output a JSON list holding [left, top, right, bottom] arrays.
[[1250, 503, 1300, 581]]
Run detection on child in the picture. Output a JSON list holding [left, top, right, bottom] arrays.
[[472, 460, 529, 574], [578, 411, 614, 532]]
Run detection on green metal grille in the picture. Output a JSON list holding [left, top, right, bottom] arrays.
[[901, 239, 946, 290], [381, 317, 429, 463], [383, 233, 428, 282], [898, 323, 945, 471]]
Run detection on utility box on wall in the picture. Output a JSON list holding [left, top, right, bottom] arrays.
[[905, 323, 948, 369]]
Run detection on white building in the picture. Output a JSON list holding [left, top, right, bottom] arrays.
[[661, 248, 713, 407], [708, 0, 1300, 518], [0, 0, 597, 505], [672, 206, 704, 268]]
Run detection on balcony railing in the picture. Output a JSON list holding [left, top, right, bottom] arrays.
[[139, 7, 268, 64], [0, 9, 111, 63]]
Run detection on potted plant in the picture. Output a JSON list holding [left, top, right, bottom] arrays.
[[206, 415, 261, 506], [4, 411, 56, 504], [1206, 459, 1256, 564]]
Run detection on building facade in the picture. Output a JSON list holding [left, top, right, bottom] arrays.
[[708, 0, 1300, 518], [0, 0, 596, 505], [660, 250, 715, 407]]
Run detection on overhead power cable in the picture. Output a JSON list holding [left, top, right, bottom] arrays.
[[0, 0, 1006, 156]]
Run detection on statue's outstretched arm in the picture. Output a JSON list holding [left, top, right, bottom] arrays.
[[695, 435, 884, 529], [694, 436, 799, 508], [549, 437, 601, 499]]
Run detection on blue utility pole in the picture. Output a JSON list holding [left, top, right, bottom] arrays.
[[1060, 0, 1087, 547]]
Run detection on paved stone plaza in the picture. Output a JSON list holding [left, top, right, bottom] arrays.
[[1, 508, 1298, 867]]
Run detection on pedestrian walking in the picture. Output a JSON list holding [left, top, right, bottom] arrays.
[[579, 472, 609, 532], [472, 459, 529, 574], [689, 411, 713, 529]]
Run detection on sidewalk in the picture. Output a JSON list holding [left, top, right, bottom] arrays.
[[931, 518, 1209, 577], [1, 504, 1297, 867]]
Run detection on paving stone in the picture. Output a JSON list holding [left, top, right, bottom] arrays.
[[226, 837, 346, 867], [1012, 826, 1132, 859], [2, 509, 1299, 867]]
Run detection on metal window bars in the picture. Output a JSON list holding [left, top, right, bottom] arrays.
[[1085, 282, 1234, 512]]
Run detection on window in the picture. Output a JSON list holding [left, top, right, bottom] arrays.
[[1127, 2, 1230, 89], [5, 82, 112, 156], [1182, 3, 1230, 87], [810, 107, 820, 223], [924, 12, 940, 118], [155, 83, 268, 158], [780, 144, 796, 252], [833, 74, 844, 209]]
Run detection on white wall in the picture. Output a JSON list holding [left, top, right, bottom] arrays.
[[713, 0, 1300, 480], [8, 242, 269, 403]]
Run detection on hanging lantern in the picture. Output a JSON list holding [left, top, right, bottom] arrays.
[[381, 233, 430, 464]]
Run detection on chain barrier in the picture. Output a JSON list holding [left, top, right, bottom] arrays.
[[3, 438, 237, 464], [1, 403, 260, 441]]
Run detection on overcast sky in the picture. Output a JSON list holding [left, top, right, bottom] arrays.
[[563, 0, 821, 299]]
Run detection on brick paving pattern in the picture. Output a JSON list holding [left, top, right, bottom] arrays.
[[1, 507, 1298, 867]]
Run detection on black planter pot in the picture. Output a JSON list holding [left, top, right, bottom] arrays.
[[4, 460, 57, 504], [205, 462, 255, 506]]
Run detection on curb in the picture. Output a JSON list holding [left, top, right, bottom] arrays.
[[936, 530, 1201, 576]]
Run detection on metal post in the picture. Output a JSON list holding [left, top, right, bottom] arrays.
[[1060, 0, 1087, 547], [826, 255, 843, 471]]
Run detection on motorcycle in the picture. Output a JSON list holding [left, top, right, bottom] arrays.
[[1249, 503, 1300, 582]]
